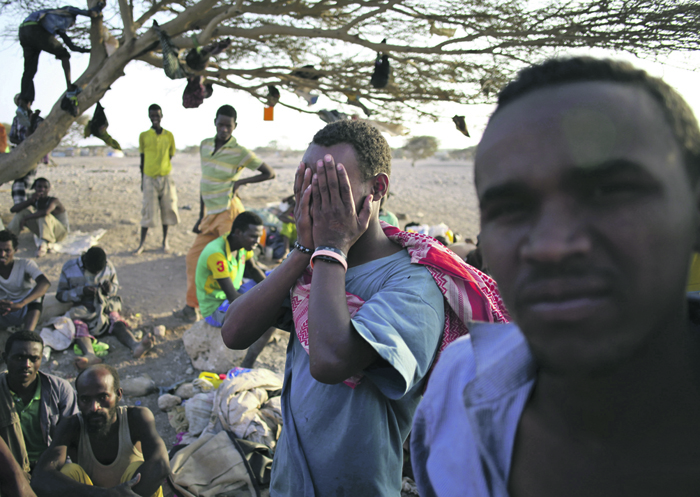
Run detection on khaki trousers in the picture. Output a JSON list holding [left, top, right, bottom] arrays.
[[7, 208, 67, 243]]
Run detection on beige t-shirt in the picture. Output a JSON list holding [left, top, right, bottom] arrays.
[[0, 258, 44, 302]]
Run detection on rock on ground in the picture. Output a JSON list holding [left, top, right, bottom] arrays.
[[183, 320, 246, 373]]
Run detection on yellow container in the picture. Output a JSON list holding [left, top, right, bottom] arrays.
[[198, 372, 223, 389]]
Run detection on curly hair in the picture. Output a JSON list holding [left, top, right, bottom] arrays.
[[5, 330, 43, 356], [232, 211, 263, 233], [312, 120, 391, 180], [494, 57, 700, 181], [0, 230, 18, 250]]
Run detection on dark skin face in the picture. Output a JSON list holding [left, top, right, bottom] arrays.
[[76, 369, 121, 439], [3, 341, 42, 395], [0, 241, 16, 269], [475, 81, 700, 374], [148, 109, 162, 133], [215, 114, 236, 144], [32, 180, 50, 199], [230, 224, 264, 252]]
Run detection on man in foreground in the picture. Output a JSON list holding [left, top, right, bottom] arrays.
[[135, 104, 179, 255], [0, 330, 77, 473], [222, 121, 507, 495], [0, 231, 50, 331], [411, 57, 700, 496], [178, 104, 276, 322], [195, 210, 273, 367], [56, 247, 154, 370], [31, 364, 170, 497], [8, 178, 69, 257]]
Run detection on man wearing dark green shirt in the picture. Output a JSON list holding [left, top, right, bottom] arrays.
[[0, 330, 77, 473]]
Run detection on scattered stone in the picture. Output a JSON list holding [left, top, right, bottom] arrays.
[[158, 394, 182, 412], [153, 325, 166, 338], [121, 374, 157, 397], [185, 367, 194, 375], [133, 330, 144, 341], [175, 382, 195, 400], [182, 320, 246, 373]]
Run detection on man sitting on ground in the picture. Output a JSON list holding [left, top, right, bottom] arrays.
[[0, 331, 77, 474], [8, 178, 69, 257], [196, 211, 274, 368], [56, 247, 154, 370], [0, 230, 50, 332], [411, 57, 700, 496], [31, 364, 170, 497]]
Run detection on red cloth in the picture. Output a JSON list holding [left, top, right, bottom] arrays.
[[291, 222, 510, 388]]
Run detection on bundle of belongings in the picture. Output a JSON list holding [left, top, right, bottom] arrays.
[[152, 20, 188, 79], [169, 368, 283, 497], [83, 102, 121, 150], [183, 76, 214, 109]]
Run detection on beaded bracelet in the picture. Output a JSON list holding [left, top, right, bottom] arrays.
[[293, 240, 313, 255], [311, 249, 348, 272]]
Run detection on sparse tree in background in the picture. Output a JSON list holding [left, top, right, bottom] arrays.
[[0, 0, 699, 183], [403, 135, 439, 167]]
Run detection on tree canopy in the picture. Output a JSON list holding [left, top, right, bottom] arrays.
[[1, 0, 699, 183]]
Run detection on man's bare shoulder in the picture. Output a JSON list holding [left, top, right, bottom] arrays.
[[126, 406, 157, 434]]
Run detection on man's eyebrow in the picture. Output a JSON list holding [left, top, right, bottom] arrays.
[[567, 158, 655, 182], [479, 181, 532, 205]]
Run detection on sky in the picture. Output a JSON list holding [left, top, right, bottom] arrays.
[[1, 12, 699, 152]]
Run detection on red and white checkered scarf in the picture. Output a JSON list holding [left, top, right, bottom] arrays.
[[291, 222, 510, 388]]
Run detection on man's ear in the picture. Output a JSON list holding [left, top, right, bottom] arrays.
[[116, 388, 123, 401], [371, 173, 389, 201], [232, 121, 237, 131]]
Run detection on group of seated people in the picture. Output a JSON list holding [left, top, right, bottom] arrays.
[[0, 230, 154, 370], [3, 55, 700, 497], [1, 330, 168, 496]]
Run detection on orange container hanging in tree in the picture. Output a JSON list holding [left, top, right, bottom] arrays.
[[264, 106, 274, 121]]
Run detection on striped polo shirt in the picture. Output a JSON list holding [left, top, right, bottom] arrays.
[[200, 136, 263, 214]]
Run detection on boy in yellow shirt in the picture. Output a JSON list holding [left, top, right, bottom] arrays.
[[135, 104, 178, 254]]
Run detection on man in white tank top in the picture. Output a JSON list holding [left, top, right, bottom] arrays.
[[30, 364, 169, 497]]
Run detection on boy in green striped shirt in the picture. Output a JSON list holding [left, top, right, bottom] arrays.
[[178, 105, 276, 322]]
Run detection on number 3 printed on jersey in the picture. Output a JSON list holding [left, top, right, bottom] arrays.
[[216, 261, 225, 272]]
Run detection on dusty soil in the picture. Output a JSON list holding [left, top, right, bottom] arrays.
[[0, 152, 478, 449]]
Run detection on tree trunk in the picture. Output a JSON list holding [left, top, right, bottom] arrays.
[[0, 1, 214, 185]]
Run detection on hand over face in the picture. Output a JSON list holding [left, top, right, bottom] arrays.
[[310, 154, 372, 254], [293, 162, 314, 249]]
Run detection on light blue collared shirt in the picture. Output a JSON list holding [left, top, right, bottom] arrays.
[[411, 322, 536, 497]]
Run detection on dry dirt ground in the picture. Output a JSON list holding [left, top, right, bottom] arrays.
[[0, 152, 478, 449]]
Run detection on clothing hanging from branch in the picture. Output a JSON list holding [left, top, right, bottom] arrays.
[[370, 39, 390, 89], [152, 20, 188, 79]]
